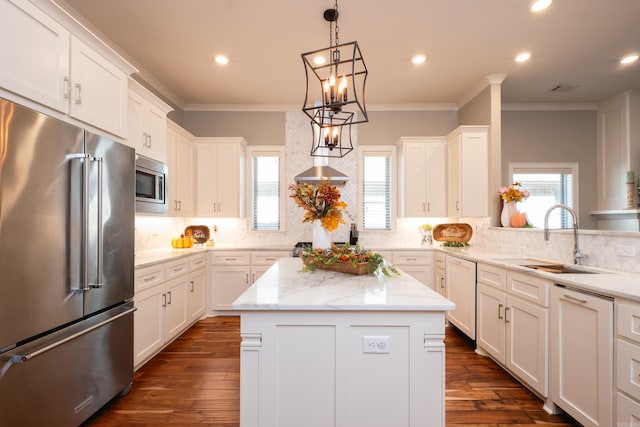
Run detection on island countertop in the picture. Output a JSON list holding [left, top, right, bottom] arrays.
[[232, 257, 455, 311]]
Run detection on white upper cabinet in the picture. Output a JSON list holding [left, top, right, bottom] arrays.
[[127, 79, 172, 162], [166, 120, 195, 217], [69, 35, 128, 137], [0, 0, 70, 113], [0, 0, 132, 137], [196, 138, 246, 218], [397, 137, 447, 217], [447, 126, 489, 217]]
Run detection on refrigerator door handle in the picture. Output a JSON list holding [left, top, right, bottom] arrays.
[[9, 306, 136, 364], [90, 156, 104, 289], [67, 152, 92, 292]]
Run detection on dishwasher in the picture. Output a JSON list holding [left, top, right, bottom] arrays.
[[550, 283, 613, 427]]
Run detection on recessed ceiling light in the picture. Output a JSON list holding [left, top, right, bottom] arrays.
[[515, 52, 532, 63], [411, 54, 427, 65], [313, 56, 327, 65], [214, 55, 229, 65], [620, 54, 639, 65], [530, 0, 552, 12]]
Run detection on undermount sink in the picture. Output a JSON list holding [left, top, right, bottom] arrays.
[[522, 264, 599, 274]]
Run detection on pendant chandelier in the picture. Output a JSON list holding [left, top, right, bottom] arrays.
[[301, 0, 368, 158]]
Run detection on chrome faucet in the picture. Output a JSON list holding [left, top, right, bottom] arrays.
[[544, 204, 587, 265]]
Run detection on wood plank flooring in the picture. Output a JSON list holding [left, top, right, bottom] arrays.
[[84, 316, 578, 426]]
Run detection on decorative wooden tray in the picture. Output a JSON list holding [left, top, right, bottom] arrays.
[[432, 223, 473, 243], [184, 225, 210, 244], [302, 258, 369, 275]]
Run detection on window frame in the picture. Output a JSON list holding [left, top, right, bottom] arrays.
[[246, 146, 286, 232], [508, 161, 579, 227], [357, 145, 397, 231]]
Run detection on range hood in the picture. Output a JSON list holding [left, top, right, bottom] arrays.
[[294, 165, 349, 185]]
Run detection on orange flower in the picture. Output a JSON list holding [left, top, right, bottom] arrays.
[[289, 180, 347, 232]]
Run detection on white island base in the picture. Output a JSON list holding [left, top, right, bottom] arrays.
[[233, 258, 454, 427]]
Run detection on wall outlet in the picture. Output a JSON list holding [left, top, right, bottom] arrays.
[[363, 336, 390, 354], [616, 245, 636, 257]]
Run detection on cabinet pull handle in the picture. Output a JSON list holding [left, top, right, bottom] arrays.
[[178, 200, 182, 211], [440, 277, 445, 289], [505, 306, 510, 323], [217, 202, 222, 213], [427, 202, 430, 212], [246, 273, 249, 284], [225, 258, 237, 261], [498, 303, 504, 320], [162, 293, 167, 307], [422, 202, 426, 212], [143, 275, 157, 282], [456, 200, 460, 211], [167, 291, 172, 304], [252, 273, 255, 283], [407, 258, 417, 261], [265, 258, 276, 261], [63, 76, 70, 99], [563, 294, 587, 304], [146, 133, 152, 147], [74, 83, 82, 104], [190, 280, 195, 292]]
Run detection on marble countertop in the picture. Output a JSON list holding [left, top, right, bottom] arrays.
[[439, 247, 640, 302], [232, 258, 455, 311]]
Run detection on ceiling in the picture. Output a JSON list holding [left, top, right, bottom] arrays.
[[59, 0, 640, 110]]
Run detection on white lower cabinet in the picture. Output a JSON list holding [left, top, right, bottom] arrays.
[[133, 253, 207, 369], [445, 255, 476, 339], [187, 254, 206, 322], [477, 264, 550, 398], [550, 285, 613, 427], [616, 299, 640, 426], [392, 251, 434, 288], [210, 251, 289, 312]]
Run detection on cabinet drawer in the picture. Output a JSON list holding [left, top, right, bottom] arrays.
[[617, 339, 640, 400], [165, 258, 189, 279], [477, 263, 506, 290], [211, 251, 251, 265], [507, 271, 551, 307], [617, 391, 640, 425], [393, 251, 432, 265], [617, 301, 640, 344], [135, 264, 164, 292], [251, 251, 290, 265], [189, 253, 207, 271], [434, 252, 446, 269]]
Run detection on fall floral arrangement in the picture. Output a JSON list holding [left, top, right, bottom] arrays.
[[498, 182, 530, 203], [289, 180, 347, 232], [301, 243, 399, 277]]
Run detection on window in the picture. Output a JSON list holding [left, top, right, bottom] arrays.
[[357, 146, 396, 230], [509, 162, 578, 229], [247, 147, 285, 231]]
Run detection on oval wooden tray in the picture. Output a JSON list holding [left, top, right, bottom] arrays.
[[432, 223, 473, 243], [185, 225, 210, 244]]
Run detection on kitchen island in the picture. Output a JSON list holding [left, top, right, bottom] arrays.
[[232, 257, 455, 427]]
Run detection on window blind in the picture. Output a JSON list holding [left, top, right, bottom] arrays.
[[252, 156, 280, 230], [362, 155, 391, 230]]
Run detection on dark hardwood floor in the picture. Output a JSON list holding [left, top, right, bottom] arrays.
[[84, 316, 578, 426]]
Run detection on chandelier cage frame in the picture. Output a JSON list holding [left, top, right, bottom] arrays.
[[309, 111, 354, 158], [301, 41, 369, 127]]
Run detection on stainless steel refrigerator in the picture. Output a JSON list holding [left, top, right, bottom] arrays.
[[0, 98, 135, 425]]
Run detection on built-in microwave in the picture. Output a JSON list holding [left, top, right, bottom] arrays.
[[135, 155, 167, 214]]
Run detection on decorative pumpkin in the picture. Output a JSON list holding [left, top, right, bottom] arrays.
[[510, 212, 527, 228]]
